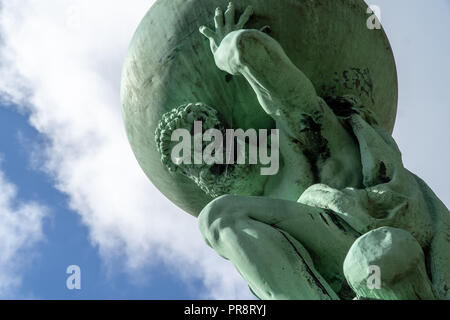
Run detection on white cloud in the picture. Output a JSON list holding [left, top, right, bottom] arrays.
[[0, 162, 47, 297], [0, 0, 251, 299]]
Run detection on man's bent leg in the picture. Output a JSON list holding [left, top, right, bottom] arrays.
[[198, 195, 360, 299]]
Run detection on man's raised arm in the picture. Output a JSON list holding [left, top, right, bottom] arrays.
[[200, 3, 326, 138]]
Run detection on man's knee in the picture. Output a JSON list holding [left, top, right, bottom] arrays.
[[343, 227, 436, 299], [198, 195, 248, 248]]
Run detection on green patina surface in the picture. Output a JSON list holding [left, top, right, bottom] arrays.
[[121, 0, 398, 217], [121, 0, 450, 300]]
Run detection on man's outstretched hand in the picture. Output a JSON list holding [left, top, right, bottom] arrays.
[[199, 2, 253, 54]]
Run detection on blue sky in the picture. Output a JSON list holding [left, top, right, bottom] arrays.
[[0, 1, 448, 300], [0, 105, 199, 299]]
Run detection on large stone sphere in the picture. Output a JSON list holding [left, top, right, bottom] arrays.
[[121, 0, 398, 217]]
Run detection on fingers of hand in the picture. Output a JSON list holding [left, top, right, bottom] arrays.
[[236, 5, 253, 29], [224, 2, 235, 27], [214, 7, 224, 30], [203, 3, 253, 46], [199, 26, 215, 39], [259, 25, 271, 33]]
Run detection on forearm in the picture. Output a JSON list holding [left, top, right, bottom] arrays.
[[214, 29, 320, 121], [201, 5, 354, 168]]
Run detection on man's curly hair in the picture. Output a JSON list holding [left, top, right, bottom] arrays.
[[155, 102, 224, 173], [155, 103, 236, 197]]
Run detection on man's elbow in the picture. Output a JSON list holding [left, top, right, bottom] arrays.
[[216, 29, 279, 74]]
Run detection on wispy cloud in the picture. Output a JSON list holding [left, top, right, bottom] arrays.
[[0, 161, 47, 297], [0, 1, 251, 299]]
